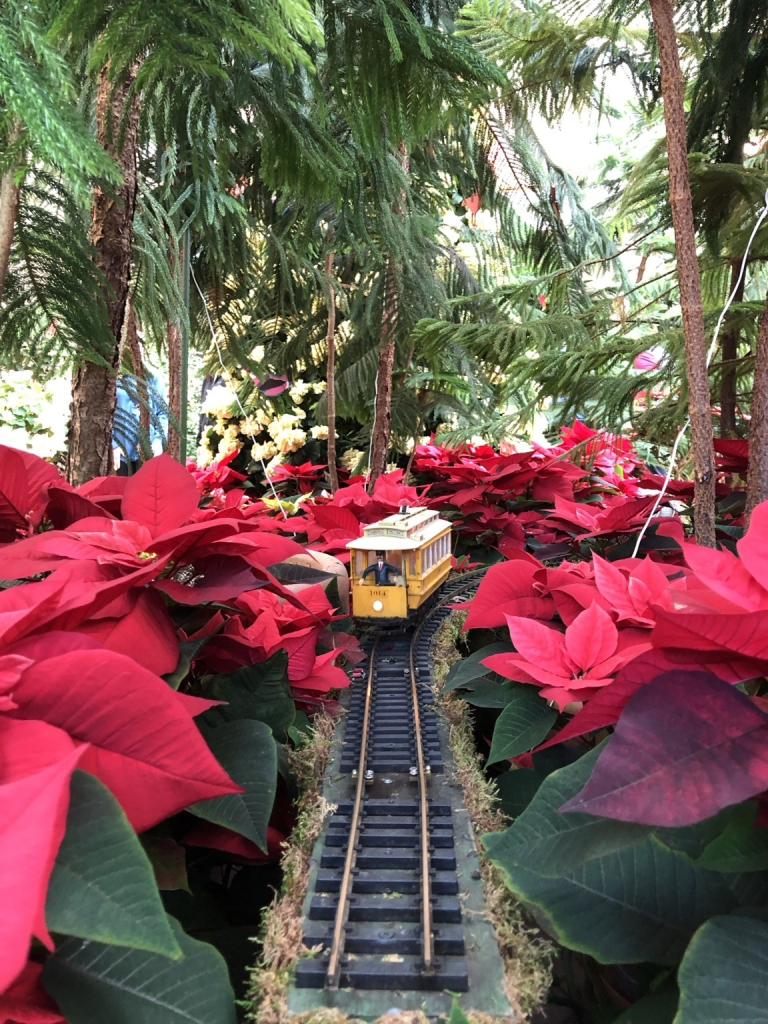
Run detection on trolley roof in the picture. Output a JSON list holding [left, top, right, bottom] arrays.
[[347, 506, 451, 551]]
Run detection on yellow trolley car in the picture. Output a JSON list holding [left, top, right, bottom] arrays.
[[347, 506, 453, 623]]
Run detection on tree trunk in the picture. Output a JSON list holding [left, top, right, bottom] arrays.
[[368, 259, 398, 492], [125, 295, 151, 453], [167, 319, 183, 461], [324, 251, 340, 493], [0, 124, 24, 303], [746, 292, 768, 525], [649, 0, 717, 547], [67, 66, 140, 486], [368, 143, 409, 494], [720, 260, 744, 438]]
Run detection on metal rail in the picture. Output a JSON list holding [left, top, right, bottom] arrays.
[[326, 636, 379, 989], [409, 630, 434, 972], [324, 569, 487, 989]]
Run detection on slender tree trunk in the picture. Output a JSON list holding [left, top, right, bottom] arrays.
[[67, 66, 140, 486], [324, 251, 340, 493], [368, 142, 409, 494], [649, 0, 717, 546], [368, 259, 398, 492], [720, 261, 744, 438], [125, 295, 151, 452], [167, 319, 183, 461], [746, 292, 768, 525], [0, 124, 24, 302]]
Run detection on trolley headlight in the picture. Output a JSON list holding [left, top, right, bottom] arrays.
[[373, 600, 384, 612]]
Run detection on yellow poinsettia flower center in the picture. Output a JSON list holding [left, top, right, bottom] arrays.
[[136, 551, 158, 560]]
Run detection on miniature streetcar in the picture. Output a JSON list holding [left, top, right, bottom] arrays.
[[346, 506, 453, 623]]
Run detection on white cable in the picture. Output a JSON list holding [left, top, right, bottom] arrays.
[[631, 188, 768, 557], [189, 266, 288, 519], [366, 361, 379, 490]]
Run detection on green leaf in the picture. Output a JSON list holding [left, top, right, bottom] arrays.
[[611, 977, 678, 1023], [484, 746, 649, 876], [43, 916, 237, 1024], [189, 720, 277, 852], [675, 916, 768, 1023], [493, 837, 740, 965], [288, 710, 312, 747], [486, 690, 557, 764], [163, 638, 210, 690], [45, 772, 181, 958], [495, 768, 543, 819], [203, 652, 295, 740], [447, 995, 472, 1023], [141, 836, 190, 892], [443, 642, 514, 691], [462, 680, 517, 708], [695, 804, 768, 873], [655, 805, 743, 860]]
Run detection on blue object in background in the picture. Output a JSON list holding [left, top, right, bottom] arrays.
[[112, 373, 168, 467]]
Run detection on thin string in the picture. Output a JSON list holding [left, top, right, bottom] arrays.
[[631, 189, 768, 557], [190, 266, 288, 519]]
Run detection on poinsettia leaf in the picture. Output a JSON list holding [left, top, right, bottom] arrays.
[[153, 556, 266, 605], [694, 803, 768, 873], [45, 486, 114, 530], [122, 454, 199, 539], [0, 962, 66, 1024], [463, 558, 553, 630], [268, 563, 336, 584], [561, 671, 768, 827], [0, 446, 30, 530], [492, 837, 740, 965], [74, 590, 178, 676], [652, 606, 768, 660], [163, 637, 211, 691], [495, 769, 543, 818], [189, 720, 277, 852], [484, 746, 649, 877], [45, 772, 181, 957], [307, 504, 360, 537], [609, 978, 679, 1023], [565, 602, 617, 671], [202, 653, 295, 741], [42, 916, 237, 1024], [675, 916, 768, 1023], [487, 690, 557, 765], [738, 501, 768, 593], [140, 836, 190, 892], [12, 650, 241, 832], [461, 680, 518, 708], [0, 719, 85, 992], [654, 804, 745, 860], [444, 643, 515, 692]]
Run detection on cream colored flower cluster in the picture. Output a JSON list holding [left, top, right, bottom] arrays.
[[265, 410, 307, 454], [201, 384, 238, 419], [196, 376, 331, 471], [288, 378, 326, 405]]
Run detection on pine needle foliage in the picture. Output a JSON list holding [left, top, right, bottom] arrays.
[[0, 173, 113, 369]]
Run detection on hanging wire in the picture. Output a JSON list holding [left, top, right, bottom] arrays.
[[189, 266, 289, 519], [631, 188, 768, 556]]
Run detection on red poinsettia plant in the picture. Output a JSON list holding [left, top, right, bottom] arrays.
[[0, 447, 359, 1021], [454, 498, 768, 1020]]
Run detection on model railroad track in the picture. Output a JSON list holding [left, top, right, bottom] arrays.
[[295, 570, 485, 993]]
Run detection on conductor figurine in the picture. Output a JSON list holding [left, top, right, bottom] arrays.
[[362, 552, 398, 586]]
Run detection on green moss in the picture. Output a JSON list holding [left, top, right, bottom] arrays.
[[430, 611, 555, 1021], [247, 713, 336, 1024]]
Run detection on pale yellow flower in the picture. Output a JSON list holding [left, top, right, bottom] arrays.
[[274, 428, 307, 454], [202, 384, 238, 417]]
